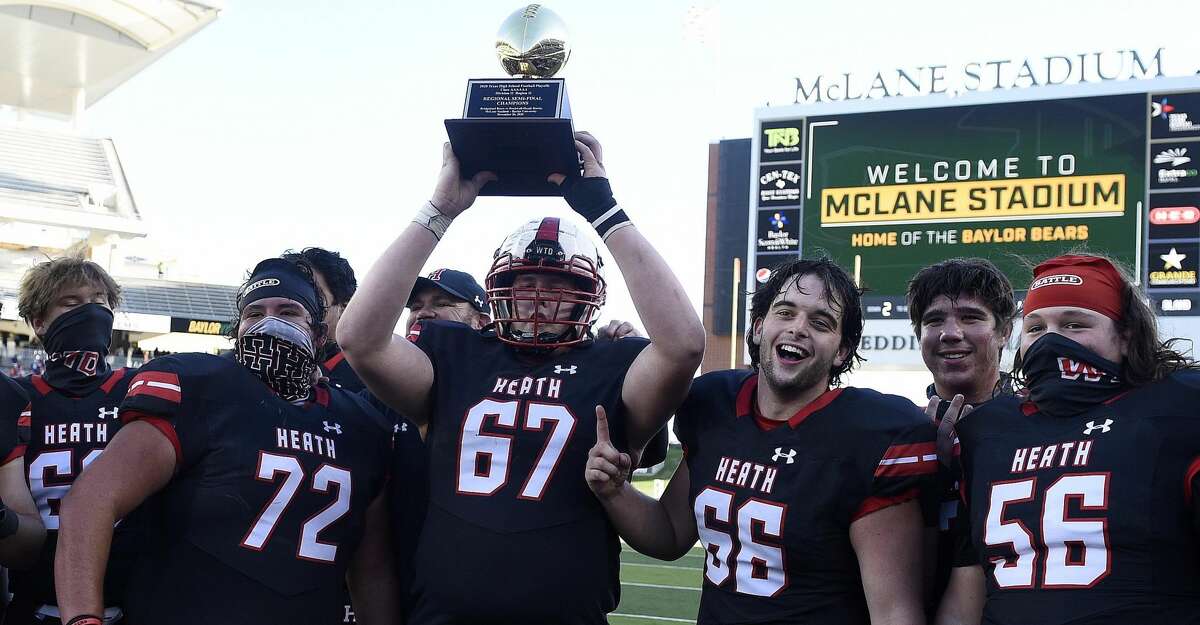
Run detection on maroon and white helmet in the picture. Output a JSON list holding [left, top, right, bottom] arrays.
[[486, 217, 606, 348]]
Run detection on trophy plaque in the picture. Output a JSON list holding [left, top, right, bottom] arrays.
[[445, 4, 580, 196]]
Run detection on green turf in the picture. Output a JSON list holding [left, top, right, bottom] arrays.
[[615, 445, 701, 624], [611, 544, 705, 624]]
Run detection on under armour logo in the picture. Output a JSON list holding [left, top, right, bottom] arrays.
[[323, 421, 343, 435], [554, 365, 577, 375], [1083, 419, 1113, 435], [97, 406, 119, 420], [772, 447, 797, 464]]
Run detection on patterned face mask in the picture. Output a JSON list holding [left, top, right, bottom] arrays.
[[235, 316, 317, 403]]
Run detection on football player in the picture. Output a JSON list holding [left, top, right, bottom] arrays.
[[405, 268, 492, 337], [283, 248, 363, 392], [55, 258, 397, 625], [906, 258, 1017, 620], [337, 132, 704, 624], [587, 258, 938, 625], [0, 366, 42, 572], [0, 364, 42, 572], [7, 257, 136, 624], [942, 254, 1200, 624]]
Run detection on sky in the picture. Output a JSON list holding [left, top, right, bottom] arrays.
[[81, 0, 1200, 339]]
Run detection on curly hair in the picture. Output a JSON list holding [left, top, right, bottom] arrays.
[[282, 247, 357, 306], [745, 257, 864, 386]]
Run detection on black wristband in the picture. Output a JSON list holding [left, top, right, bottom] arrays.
[[560, 176, 616, 218], [0, 505, 16, 539], [559, 176, 630, 239]]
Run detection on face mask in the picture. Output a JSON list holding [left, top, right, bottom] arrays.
[[235, 316, 317, 403], [42, 303, 114, 396], [1020, 332, 1125, 417]]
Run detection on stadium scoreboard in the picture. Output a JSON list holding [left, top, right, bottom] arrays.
[[750, 77, 1200, 320]]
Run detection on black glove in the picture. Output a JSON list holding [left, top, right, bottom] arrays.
[[559, 176, 630, 239]]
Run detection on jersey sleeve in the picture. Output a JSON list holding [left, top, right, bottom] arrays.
[[854, 419, 939, 522], [638, 426, 669, 468], [0, 377, 28, 465], [120, 357, 209, 471], [951, 505, 980, 567]]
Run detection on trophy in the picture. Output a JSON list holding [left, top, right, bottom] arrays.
[[445, 4, 580, 196]]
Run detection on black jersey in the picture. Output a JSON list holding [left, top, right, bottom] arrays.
[[119, 353, 392, 625], [0, 373, 28, 467], [675, 370, 938, 625], [390, 415, 428, 622], [319, 348, 392, 625], [323, 348, 365, 393], [927, 389, 1019, 613], [958, 370, 1200, 624], [406, 320, 648, 625], [10, 370, 139, 617]]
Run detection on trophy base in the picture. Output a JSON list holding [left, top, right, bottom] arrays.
[[445, 118, 579, 196]]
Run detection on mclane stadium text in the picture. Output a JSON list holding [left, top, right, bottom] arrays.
[[822, 174, 1124, 226]]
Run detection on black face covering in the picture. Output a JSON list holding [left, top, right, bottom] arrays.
[[1020, 332, 1126, 418], [41, 303, 114, 396], [236, 316, 317, 403]]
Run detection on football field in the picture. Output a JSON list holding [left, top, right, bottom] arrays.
[[611, 544, 704, 624], [612, 460, 703, 625]]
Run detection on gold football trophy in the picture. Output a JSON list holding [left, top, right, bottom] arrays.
[[445, 4, 579, 196]]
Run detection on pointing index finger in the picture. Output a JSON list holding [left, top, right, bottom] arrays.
[[595, 405, 611, 445]]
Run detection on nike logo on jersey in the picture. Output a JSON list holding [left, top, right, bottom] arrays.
[[491, 375, 563, 399], [275, 427, 337, 460], [323, 421, 343, 435], [1083, 418, 1113, 435], [45, 422, 109, 445], [1010, 440, 1092, 474], [771, 447, 797, 464], [714, 456, 778, 495]]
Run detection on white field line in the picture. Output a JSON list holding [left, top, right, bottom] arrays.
[[622, 581, 701, 591], [621, 561, 697, 571], [610, 613, 696, 623]]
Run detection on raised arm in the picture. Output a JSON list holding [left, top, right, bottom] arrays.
[[550, 133, 705, 453], [55, 421, 175, 622], [339, 145, 495, 424], [584, 406, 696, 560], [0, 459, 45, 568]]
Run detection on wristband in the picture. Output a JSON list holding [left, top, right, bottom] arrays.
[[65, 617, 103, 625], [559, 177, 632, 240], [412, 201, 453, 241], [0, 505, 16, 539]]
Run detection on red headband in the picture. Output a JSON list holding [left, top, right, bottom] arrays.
[[1024, 255, 1124, 320]]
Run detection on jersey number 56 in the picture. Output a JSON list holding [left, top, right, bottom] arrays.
[[984, 473, 1110, 588]]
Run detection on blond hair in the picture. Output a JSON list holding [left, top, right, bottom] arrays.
[[18, 256, 121, 325]]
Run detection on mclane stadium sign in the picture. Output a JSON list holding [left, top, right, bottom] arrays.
[[794, 48, 1170, 103]]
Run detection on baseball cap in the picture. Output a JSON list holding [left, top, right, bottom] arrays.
[[410, 269, 489, 313]]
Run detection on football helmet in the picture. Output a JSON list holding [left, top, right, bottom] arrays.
[[486, 217, 606, 348]]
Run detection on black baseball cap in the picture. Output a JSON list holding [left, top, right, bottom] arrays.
[[410, 269, 489, 313]]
